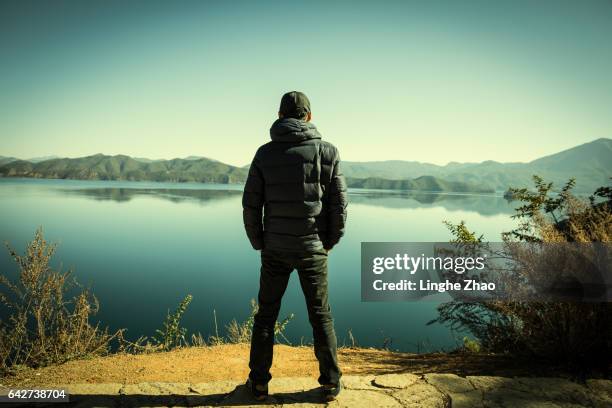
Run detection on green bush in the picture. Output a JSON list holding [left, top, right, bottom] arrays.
[[153, 294, 193, 351], [429, 177, 612, 374]]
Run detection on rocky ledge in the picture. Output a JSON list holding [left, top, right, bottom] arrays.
[[2, 373, 611, 407]]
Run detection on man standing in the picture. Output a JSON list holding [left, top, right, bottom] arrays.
[[242, 91, 347, 401]]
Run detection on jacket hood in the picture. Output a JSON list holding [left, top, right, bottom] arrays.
[[270, 118, 322, 142]]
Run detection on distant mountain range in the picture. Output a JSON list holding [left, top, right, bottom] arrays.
[[0, 154, 492, 192], [342, 138, 611, 193], [0, 154, 245, 184], [0, 155, 62, 165], [1, 138, 610, 193], [346, 175, 493, 193]]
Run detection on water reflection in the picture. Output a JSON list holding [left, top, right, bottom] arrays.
[[350, 191, 515, 216], [0, 179, 517, 351], [61, 187, 515, 216], [62, 187, 242, 204]]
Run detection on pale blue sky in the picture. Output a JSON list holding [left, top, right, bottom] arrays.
[[1, 0, 611, 166]]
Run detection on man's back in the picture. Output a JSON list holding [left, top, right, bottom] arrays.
[[243, 117, 347, 253], [243, 92, 345, 401]]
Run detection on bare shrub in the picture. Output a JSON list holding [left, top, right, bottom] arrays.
[[189, 332, 206, 347], [430, 177, 612, 374], [0, 228, 120, 373]]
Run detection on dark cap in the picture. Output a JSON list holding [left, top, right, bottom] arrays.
[[279, 91, 311, 119]]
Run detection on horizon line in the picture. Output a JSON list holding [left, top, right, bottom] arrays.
[[2, 137, 609, 168]]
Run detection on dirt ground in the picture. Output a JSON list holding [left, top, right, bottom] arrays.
[[1, 344, 587, 387]]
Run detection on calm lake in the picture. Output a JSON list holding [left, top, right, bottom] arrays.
[[0, 178, 519, 352]]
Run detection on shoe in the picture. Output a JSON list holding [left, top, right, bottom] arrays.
[[322, 381, 342, 401], [245, 378, 268, 401]]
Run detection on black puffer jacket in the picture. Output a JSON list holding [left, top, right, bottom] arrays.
[[242, 118, 347, 252]]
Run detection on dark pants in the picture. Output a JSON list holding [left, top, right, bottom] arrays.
[[249, 248, 341, 386]]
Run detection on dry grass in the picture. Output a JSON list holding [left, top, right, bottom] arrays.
[[226, 298, 294, 345], [0, 228, 121, 374], [2, 343, 575, 387]]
